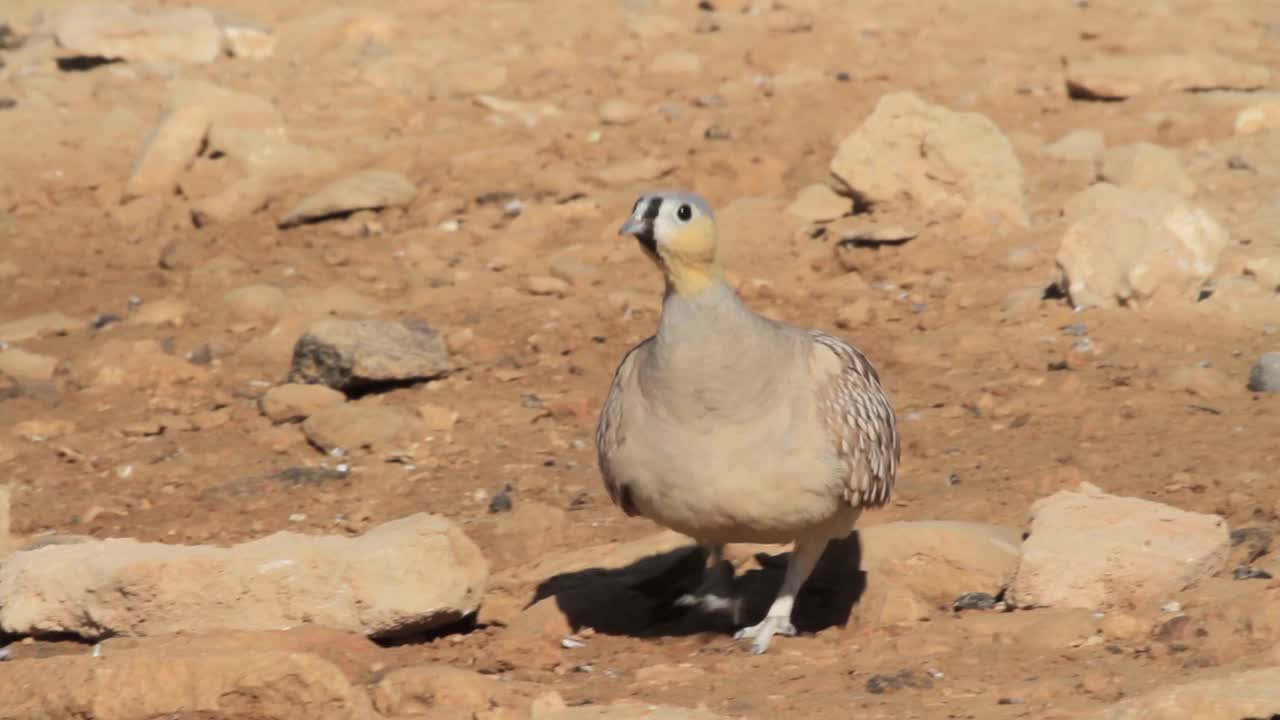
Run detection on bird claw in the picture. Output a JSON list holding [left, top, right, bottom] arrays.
[[733, 615, 797, 654]]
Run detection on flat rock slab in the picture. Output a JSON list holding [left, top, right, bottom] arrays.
[[830, 91, 1028, 228], [1067, 53, 1272, 100], [1091, 667, 1280, 720], [278, 170, 416, 227], [0, 513, 487, 640], [1010, 482, 1229, 609], [0, 648, 373, 720], [55, 4, 222, 64], [289, 318, 450, 392]]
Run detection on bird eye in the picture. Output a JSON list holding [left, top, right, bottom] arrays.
[[676, 204, 693, 221]]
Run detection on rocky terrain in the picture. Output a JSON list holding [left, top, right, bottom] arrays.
[[0, 0, 1279, 718]]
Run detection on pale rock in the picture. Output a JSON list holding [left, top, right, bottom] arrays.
[[599, 99, 642, 126], [12, 419, 77, 441], [1043, 129, 1105, 162], [372, 664, 507, 716], [785, 184, 850, 222], [275, 9, 397, 58], [55, 4, 222, 64], [549, 249, 601, 287], [259, 383, 346, 423], [1091, 667, 1280, 720], [539, 703, 728, 720], [126, 298, 190, 327], [0, 347, 57, 382], [1053, 183, 1229, 309], [122, 106, 210, 202], [1248, 352, 1280, 392], [857, 521, 1022, 606], [1098, 142, 1195, 198], [431, 60, 508, 98], [0, 513, 486, 639], [302, 403, 416, 452], [418, 402, 459, 431], [221, 24, 276, 59], [223, 284, 288, 324], [0, 649, 373, 720], [1010, 483, 1230, 609], [1243, 257, 1280, 292], [830, 91, 1028, 227], [523, 275, 571, 297], [0, 312, 78, 343], [279, 171, 416, 228], [289, 319, 449, 391], [648, 50, 702, 75], [1067, 53, 1271, 99], [834, 300, 874, 328], [592, 157, 676, 187], [473, 95, 562, 128], [850, 578, 933, 627], [1234, 100, 1280, 135], [170, 81, 286, 156]]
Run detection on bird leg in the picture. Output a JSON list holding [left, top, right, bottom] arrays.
[[734, 537, 825, 654], [675, 542, 739, 620]]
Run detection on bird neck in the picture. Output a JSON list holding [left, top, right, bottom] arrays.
[[663, 259, 724, 298]]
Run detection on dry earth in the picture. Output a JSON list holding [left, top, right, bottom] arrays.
[[1, 0, 1280, 718]]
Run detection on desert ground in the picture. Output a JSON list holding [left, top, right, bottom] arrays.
[[1, 0, 1280, 718]]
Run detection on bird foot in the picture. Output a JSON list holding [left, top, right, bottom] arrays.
[[733, 615, 797, 654]]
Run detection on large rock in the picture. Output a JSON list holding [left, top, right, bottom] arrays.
[[830, 91, 1028, 228], [1053, 183, 1229, 309], [259, 383, 346, 423], [1248, 352, 1280, 392], [278, 170, 417, 228], [1067, 53, 1271, 99], [288, 319, 450, 391], [1091, 667, 1280, 720], [0, 648, 373, 720], [0, 513, 487, 639], [857, 520, 1022, 606], [1010, 483, 1229, 609], [55, 4, 222, 64]]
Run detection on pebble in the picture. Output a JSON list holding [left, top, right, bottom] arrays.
[[599, 99, 642, 126], [1247, 353, 1280, 392], [522, 275, 571, 298]]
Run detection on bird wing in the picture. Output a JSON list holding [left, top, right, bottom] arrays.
[[595, 338, 653, 516], [809, 330, 900, 508]]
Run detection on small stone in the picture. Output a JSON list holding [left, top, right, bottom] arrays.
[[599, 99, 642, 126], [221, 24, 276, 59], [785, 184, 850, 222], [418, 403, 459, 432], [259, 384, 347, 423], [302, 403, 414, 453], [1042, 129, 1105, 162], [122, 106, 210, 202], [1247, 353, 1280, 392], [279, 171, 416, 229], [834, 300, 874, 329], [953, 592, 998, 611], [1231, 566, 1272, 581], [127, 298, 190, 327], [522, 275, 571, 298], [1234, 100, 1280, 135], [289, 319, 450, 392], [591, 157, 676, 187], [488, 488, 513, 514], [649, 50, 702, 75], [223, 284, 288, 324]]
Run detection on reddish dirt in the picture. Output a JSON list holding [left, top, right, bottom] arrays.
[[1, 0, 1279, 718]]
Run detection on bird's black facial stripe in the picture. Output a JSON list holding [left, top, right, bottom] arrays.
[[635, 196, 663, 255]]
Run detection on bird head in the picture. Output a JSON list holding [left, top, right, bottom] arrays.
[[617, 190, 721, 296]]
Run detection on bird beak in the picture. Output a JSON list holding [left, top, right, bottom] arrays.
[[618, 216, 645, 237]]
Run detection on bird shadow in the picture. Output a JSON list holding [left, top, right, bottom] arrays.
[[528, 533, 868, 639]]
